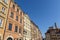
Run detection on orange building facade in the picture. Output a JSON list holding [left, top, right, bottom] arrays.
[[4, 0, 24, 40]]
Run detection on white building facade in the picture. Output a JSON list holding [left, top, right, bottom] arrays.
[[23, 14, 31, 40]]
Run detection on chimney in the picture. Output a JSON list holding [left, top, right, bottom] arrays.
[[55, 22, 57, 29]]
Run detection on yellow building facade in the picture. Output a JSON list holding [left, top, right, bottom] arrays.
[[0, 0, 12, 40]]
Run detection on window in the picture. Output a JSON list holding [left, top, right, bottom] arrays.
[[0, 36, 1, 40], [13, 5, 15, 9], [17, 38, 18, 40], [2, 7, 5, 13], [0, 19, 2, 27], [17, 9, 18, 12], [4, 0, 7, 4], [25, 39, 26, 40], [20, 18, 22, 23], [20, 12, 22, 16], [19, 28, 21, 33], [19, 39, 21, 40], [23, 30, 27, 35], [10, 12, 14, 18], [15, 26, 18, 32], [8, 23, 12, 30], [16, 16, 18, 21]]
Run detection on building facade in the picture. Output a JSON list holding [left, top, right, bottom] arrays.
[[3, 0, 24, 40], [0, 0, 42, 40], [0, 0, 11, 40], [45, 23, 60, 40], [23, 14, 31, 40], [31, 21, 42, 40], [37, 29, 42, 40]]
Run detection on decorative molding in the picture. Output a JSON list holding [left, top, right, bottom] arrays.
[[0, 2, 7, 8], [5, 35, 14, 40]]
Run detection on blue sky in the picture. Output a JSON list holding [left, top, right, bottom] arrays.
[[14, 0, 60, 38]]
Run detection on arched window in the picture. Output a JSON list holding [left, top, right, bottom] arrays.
[[7, 37, 13, 40]]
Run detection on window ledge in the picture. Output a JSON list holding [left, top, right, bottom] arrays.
[[0, 11, 6, 15], [0, 27, 3, 29]]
